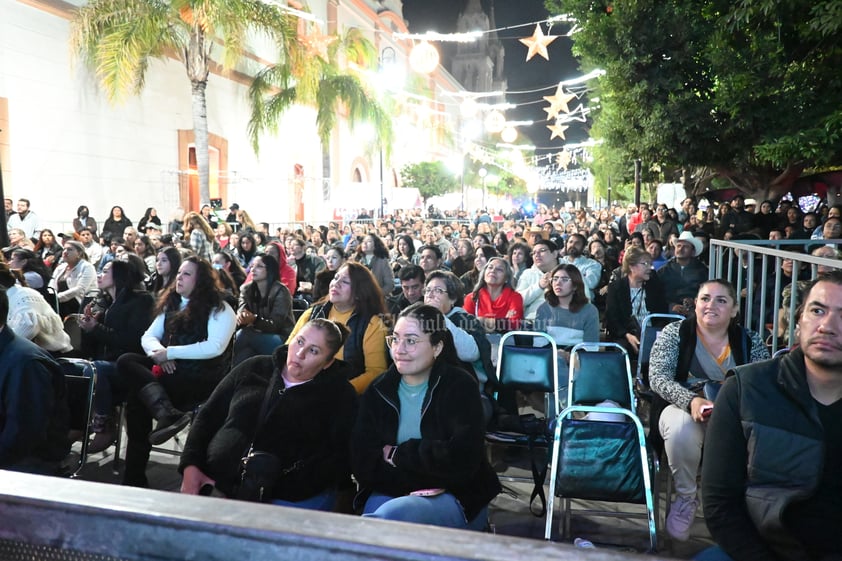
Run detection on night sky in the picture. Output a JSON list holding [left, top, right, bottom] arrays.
[[401, 0, 588, 153]]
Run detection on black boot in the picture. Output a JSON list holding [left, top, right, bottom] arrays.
[[138, 382, 192, 445]]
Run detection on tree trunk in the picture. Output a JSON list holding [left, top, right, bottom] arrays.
[[191, 79, 210, 208]]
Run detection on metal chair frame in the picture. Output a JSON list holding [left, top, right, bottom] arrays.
[[544, 342, 658, 552], [58, 358, 98, 478]]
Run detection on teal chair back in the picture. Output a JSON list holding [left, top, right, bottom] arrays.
[[569, 343, 633, 409]]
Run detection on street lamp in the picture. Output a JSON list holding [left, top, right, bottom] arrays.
[[478, 167, 488, 211]]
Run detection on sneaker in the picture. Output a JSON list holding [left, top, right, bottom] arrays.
[[666, 495, 698, 541]]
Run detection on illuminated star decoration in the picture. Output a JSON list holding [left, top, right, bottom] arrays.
[[547, 123, 569, 140], [543, 85, 577, 116], [518, 24, 558, 62], [304, 28, 336, 61]]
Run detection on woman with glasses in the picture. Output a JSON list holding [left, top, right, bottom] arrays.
[[351, 304, 501, 530], [535, 264, 600, 353], [605, 247, 667, 356], [287, 262, 388, 394], [463, 256, 523, 334], [422, 271, 493, 391]]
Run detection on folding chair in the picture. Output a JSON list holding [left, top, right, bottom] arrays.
[[59, 358, 98, 478], [485, 330, 559, 517], [544, 342, 658, 552]]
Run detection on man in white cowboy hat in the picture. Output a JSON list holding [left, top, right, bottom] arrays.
[[657, 231, 709, 316]]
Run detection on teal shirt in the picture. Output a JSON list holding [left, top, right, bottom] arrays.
[[396, 379, 428, 444]]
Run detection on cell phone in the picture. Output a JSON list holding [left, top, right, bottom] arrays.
[[700, 405, 714, 419], [409, 488, 445, 497]]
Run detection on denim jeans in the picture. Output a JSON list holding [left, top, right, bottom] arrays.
[[694, 546, 735, 561], [91, 360, 127, 416], [363, 492, 488, 531], [233, 328, 283, 367], [271, 489, 337, 512]]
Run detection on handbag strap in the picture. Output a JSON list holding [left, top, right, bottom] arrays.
[[245, 372, 284, 455]]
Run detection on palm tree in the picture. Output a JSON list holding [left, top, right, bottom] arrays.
[[247, 26, 393, 157], [70, 0, 300, 207]]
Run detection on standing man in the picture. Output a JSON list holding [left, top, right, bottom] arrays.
[[701, 271, 842, 561], [0, 289, 70, 474], [516, 239, 559, 320], [657, 231, 709, 315], [7, 198, 40, 240]]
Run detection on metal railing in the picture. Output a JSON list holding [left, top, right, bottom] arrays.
[[708, 238, 842, 354]]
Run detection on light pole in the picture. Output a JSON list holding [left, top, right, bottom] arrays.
[[478, 167, 488, 211]]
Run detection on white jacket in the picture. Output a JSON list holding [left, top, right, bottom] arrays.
[[6, 285, 72, 353]]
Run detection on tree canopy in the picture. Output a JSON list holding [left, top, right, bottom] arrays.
[[399, 161, 459, 201], [545, 0, 842, 200]]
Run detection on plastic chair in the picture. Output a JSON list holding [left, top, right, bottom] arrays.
[[59, 358, 98, 478], [545, 342, 658, 552], [485, 330, 559, 517]]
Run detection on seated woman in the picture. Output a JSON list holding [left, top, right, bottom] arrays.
[[507, 241, 532, 288], [605, 247, 667, 356], [355, 234, 394, 297], [232, 254, 295, 366], [351, 304, 501, 530], [49, 241, 98, 317], [535, 264, 600, 351], [649, 279, 769, 542], [422, 271, 492, 389], [178, 319, 357, 509], [287, 262, 388, 394], [132, 235, 157, 274], [312, 246, 344, 302], [8, 248, 52, 291], [117, 256, 237, 487], [0, 263, 72, 355], [459, 245, 497, 297], [146, 246, 182, 299], [462, 256, 523, 334], [449, 239, 475, 278], [182, 211, 216, 262], [33, 229, 63, 271], [77, 259, 155, 453], [390, 234, 417, 273]]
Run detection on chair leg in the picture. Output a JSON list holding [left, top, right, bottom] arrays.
[[111, 404, 126, 475]]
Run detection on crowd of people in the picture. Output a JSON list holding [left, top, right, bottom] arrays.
[[0, 194, 840, 560]]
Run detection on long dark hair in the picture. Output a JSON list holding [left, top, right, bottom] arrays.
[[156, 256, 225, 331], [110, 259, 145, 298], [396, 234, 416, 260], [357, 234, 390, 259], [150, 246, 182, 294], [544, 264, 589, 312], [247, 254, 281, 308]]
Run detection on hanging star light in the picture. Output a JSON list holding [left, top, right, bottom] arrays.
[[547, 123, 569, 140], [518, 24, 558, 62], [543, 85, 577, 115], [542, 104, 560, 121], [304, 28, 336, 61]]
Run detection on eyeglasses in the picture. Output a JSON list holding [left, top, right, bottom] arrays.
[[423, 287, 447, 296], [532, 248, 549, 256], [386, 335, 430, 349], [551, 276, 572, 284], [635, 262, 653, 268]]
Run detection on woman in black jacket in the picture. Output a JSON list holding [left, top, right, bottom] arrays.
[[101, 206, 132, 242], [77, 259, 155, 452], [605, 247, 668, 357], [232, 254, 295, 366], [179, 319, 357, 510], [351, 304, 501, 530]]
